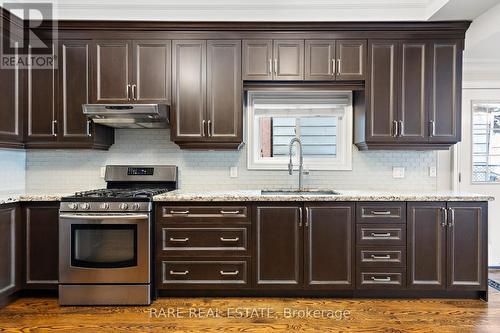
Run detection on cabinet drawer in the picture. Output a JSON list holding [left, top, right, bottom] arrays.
[[357, 268, 406, 289], [356, 224, 406, 246], [159, 260, 248, 287], [160, 227, 248, 253], [357, 247, 406, 268], [159, 205, 249, 223], [356, 202, 406, 224]]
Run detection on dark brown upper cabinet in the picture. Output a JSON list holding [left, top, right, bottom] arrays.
[[23, 204, 60, 289], [243, 39, 303, 81], [305, 40, 366, 81], [91, 40, 171, 104], [304, 204, 355, 290], [172, 40, 242, 149], [429, 41, 462, 143], [255, 205, 303, 288], [25, 40, 114, 150], [407, 202, 487, 291], [0, 36, 23, 148], [355, 39, 462, 150]]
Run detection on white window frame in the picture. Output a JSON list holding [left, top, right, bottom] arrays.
[[246, 90, 353, 171]]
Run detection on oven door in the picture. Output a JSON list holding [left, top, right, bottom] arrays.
[[59, 213, 150, 284]]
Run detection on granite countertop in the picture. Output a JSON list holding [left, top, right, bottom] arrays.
[[0, 192, 70, 205], [153, 190, 495, 202]]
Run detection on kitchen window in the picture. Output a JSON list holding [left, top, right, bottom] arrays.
[[246, 91, 353, 170], [472, 101, 500, 183]]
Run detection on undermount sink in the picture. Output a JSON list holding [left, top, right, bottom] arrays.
[[261, 190, 340, 196]]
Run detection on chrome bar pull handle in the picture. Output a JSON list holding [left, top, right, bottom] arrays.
[[441, 207, 448, 227], [305, 207, 309, 227], [274, 58, 278, 75], [220, 270, 239, 276], [371, 276, 391, 282], [392, 120, 398, 137], [220, 210, 240, 215], [207, 120, 212, 137], [169, 210, 190, 215], [169, 237, 189, 242], [429, 120, 435, 137], [202, 120, 206, 137], [371, 232, 391, 237], [132, 84, 137, 100], [371, 211, 391, 215], [126, 84, 131, 100], [86, 120, 92, 137], [268, 59, 272, 75], [337, 59, 341, 74], [448, 208, 455, 227], [170, 270, 189, 275], [399, 120, 404, 137], [298, 207, 303, 227], [52, 120, 58, 137], [220, 237, 239, 242], [371, 254, 391, 260], [332, 58, 336, 75]]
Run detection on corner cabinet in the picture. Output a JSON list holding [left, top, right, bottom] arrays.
[[407, 202, 487, 291], [25, 40, 114, 149], [355, 39, 462, 150], [254, 203, 355, 290], [171, 40, 243, 149]]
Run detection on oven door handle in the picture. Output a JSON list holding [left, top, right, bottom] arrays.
[[60, 214, 149, 220]]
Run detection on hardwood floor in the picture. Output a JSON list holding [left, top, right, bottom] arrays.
[[1, 290, 500, 332]]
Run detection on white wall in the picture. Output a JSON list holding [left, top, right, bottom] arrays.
[[25, 129, 438, 193], [0, 149, 26, 193]]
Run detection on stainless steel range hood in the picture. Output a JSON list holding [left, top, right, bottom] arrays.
[[82, 104, 169, 129]]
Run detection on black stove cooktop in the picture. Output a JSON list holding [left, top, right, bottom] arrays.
[[62, 187, 173, 202]]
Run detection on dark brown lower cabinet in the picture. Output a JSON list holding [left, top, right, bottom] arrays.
[[407, 202, 487, 291], [23, 204, 59, 290], [0, 204, 22, 303], [254, 205, 303, 288], [304, 204, 355, 289]]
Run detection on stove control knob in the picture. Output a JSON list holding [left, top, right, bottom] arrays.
[[68, 203, 78, 210], [131, 203, 140, 211], [100, 203, 109, 210], [80, 203, 91, 210], [119, 203, 129, 211]]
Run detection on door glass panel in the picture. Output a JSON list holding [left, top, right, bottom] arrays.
[[71, 224, 137, 268], [472, 101, 500, 183]]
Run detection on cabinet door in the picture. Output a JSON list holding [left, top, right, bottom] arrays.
[[171, 40, 206, 141], [26, 44, 57, 143], [91, 40, 132, 103], [304, 204, 354, 289], [0, 205, 21, 299], [242, 40, 272, 80], [336, 40, 366, 80], [305, 40, 335, 80], [429, 40, 461, 143], [0, 36, 23, 147], [447, 202, 487, 290], [58, 41, 92, 142], [133, 40, 171, 103], [24, 205, 59, 289], [255, 206, 303, 288], [366, 40, 399, 142], [398, 41, 428, 142], [407, 202, 447, 290], [206, 40, 242, 142], [273, 40, 304, 80]]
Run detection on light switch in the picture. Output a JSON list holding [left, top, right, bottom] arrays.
[[230, 166, 238, 178], [429, 166, 437, 177], [392, 167, 405, 179], [99, 166, 106, 178]]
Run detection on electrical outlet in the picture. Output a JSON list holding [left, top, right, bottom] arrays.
[[392, 167, 405, 179], [229, 166, 238, 178], [99, 166, 106, 178], [429, 166, 437, 178]]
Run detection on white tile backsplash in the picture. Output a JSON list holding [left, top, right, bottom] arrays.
[[25, 129, 438, 193], [0, 149, 26, 192]]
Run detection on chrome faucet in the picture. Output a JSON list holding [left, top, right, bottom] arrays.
[[288, 137, 304, 191]]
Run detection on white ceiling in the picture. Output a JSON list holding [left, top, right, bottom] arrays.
[[1, 0, 498, 22]]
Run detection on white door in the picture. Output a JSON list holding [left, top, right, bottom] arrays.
[[458, 88, 500, 266]]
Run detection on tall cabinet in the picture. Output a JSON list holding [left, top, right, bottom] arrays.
[[171, 39, 243, 149]]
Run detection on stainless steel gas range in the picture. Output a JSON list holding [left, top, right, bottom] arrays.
[[58, 165, 177, 306]]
